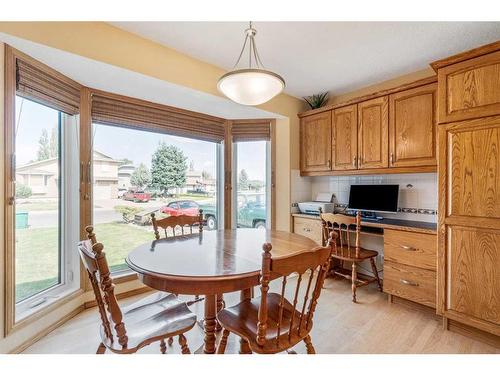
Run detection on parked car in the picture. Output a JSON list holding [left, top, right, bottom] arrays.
[[237, 192, 266, 229], [161, 200, 200, 216], [160, 200, 218, 230], [122, 189, 152, 203], [117, 188, 127, 198]]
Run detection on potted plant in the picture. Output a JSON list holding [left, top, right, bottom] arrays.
[[303, 92, 329, 109]]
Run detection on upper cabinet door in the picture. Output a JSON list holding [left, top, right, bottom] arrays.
[[437, 50, 500, 124], [300, 111, 332, 172], [389, 83, 437, 168], [358, 96, 389, 169], [332, 104, 358, 170]]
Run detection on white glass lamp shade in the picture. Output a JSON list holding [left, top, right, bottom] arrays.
[[217, 68, 285, 106]]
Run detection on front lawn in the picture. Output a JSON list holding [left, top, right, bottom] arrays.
[[15, 222, 153, 302]]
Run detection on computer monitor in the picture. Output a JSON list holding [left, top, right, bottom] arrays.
[[348, 184, 399, 214]]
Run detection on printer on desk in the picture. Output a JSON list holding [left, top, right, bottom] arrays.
[[297, 193, 335, 215]]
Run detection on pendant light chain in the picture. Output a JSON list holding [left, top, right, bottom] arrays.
[[232, 21, 265, 70]]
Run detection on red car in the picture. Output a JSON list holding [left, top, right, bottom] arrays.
[[122, 189, 151, 203], [161, 200, 200, 216]]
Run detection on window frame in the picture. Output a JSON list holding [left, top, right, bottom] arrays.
[[89, 120, 224, 278], [232, 140, 272, 230], [11, 97, 82, 323], [3, 47, 84, 335]]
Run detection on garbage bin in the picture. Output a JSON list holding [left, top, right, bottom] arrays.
[[16, 212, 29, 229]]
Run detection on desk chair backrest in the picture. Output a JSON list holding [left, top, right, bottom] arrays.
[[78, 226, 128, 348], [256, 233, 335, 348], [320, 212, 361, 258]]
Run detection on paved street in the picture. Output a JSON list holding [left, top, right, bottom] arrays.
[[19, 197, 215, 229], [22, 198, 166, 229]]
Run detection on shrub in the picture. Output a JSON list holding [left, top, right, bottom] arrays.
[[16, 183, 32, 198]]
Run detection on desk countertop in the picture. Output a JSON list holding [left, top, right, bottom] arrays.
[[292, 213, 437, 235]]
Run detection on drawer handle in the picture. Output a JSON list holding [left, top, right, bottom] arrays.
[[400, 279, 419, 287], [400, 245, 417, 251], [303, 228, 311, 232]]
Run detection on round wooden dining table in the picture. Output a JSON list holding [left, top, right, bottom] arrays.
[[126, 228, 319, 354]]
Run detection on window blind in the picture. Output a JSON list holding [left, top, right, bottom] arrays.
[[16, 58, 81, 115], [231, 119, 272, 142], [91, 92, 226, 143]]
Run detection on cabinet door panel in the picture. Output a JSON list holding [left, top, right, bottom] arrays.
[[448, 120, 500, 219], [358, 96, 388, 169], [332, 105, 357, 170], [447, 226, 500, 327], [438, 50, 500, 123], [389, 83, 437, 167], [300, 112, 332, 172]]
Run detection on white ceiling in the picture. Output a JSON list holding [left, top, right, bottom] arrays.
[[111, 22, 500, 98], [0, 33, 280, 120]]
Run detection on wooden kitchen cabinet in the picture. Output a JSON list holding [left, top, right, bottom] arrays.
[[332, 104, 357, 171], [389, 83, 437, 168], [358, 96, 389, 169], [300, 111, 332, 172], [298, 77, 438, 176], [437, 116, 500, 336], [434, 49, 500, 123], [433, 41, 500, 338]]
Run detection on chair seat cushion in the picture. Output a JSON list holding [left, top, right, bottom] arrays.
[[217, 292, 312, 354], [332, 246, 378, 261], [100, 292, 196, 353]]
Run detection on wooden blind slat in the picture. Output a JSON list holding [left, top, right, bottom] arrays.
[[16, 58, 81, 115], [91, 94, 226, 143], [231, 120, 271, 142]]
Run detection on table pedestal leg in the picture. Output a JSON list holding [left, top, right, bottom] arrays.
[[216, 293, 224, 331], [239, 288, 253, 354], [203, 294, 217, 354]]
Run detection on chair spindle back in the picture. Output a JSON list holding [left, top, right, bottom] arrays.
[[78, 226, 128, 348], [320, 212, 361, 258], [256, 232, 335, 347], [151, 210, 204, 239]]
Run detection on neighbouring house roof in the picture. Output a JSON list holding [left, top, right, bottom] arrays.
[[187, 170, 202, 178], [118, 164, 135, 176], [93, 150, 122, 164], [17, 150, 121, 172], [16, 168, 54, 176], [96, 177, 119, 182]]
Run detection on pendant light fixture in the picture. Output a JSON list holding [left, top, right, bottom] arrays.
[[218, 22, 285, 106]]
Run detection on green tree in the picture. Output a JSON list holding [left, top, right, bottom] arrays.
[[49, 125, 58, 158], [238, 169, 249, 190], [36, 129, 50, 161], [151, 143, 188, 194], [119, 158, 133, 166], [130, 163, 152, 189], [202, 170, 212, 180]]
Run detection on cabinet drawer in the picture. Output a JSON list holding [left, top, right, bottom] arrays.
[[293, 217, 323, 245], [384, 261, 436, 308], [384, 229, 437, 271]]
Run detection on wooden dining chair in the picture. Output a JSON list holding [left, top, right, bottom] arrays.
[[151, 209, 214, 330], [216, 234, 334, 354], [320, 212, 382, 303], [79, 226, 197, 354], [151, 209, 204, 239]]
